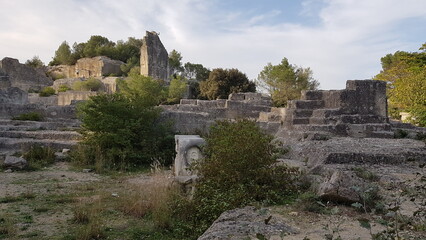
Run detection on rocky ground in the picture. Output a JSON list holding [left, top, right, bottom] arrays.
[[1, 157, 425, 239]]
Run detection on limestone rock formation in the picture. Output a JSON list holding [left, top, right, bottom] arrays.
[[46, 56, 124, 79], [140, 31, 169, 82], [198, 206, 298, 240], [0, 57, 52, 91]]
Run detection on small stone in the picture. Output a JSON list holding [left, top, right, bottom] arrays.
[[82, 169, 92, 173], [62, 149, 70, 153], [3, 155, 27, 170], [111, 193, 119, 197], [4, 169, 12, 173], [289, 212, 299, 216]]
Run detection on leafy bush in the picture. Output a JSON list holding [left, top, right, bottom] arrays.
[[39, 87, 56, 97], [72, 78, 103, 91], [166, 76, 187, 104], [190, 120, 301, 233], [57, 85, 72, 92], [73, 89, 174, 171], [23, 145, 56, 170], [12, 112, 43, 121], [199, 68, 256, 100]]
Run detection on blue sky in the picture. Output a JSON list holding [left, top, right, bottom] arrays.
[[0, 0, 425, 90]]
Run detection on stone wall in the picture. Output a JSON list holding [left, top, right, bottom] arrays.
[[160, 93, 272, 134], [140, 31, 169, 82], [57, 91, 97, 106], [0, 57, 52, 91], [28, 93, 58, 105]]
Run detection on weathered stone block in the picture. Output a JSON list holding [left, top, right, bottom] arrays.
[[180, 99, 197, 105], [0, 57, 52, 91], [174, 135, 205, 177], [140, 31, 169, 82], [57, 91, 97, 106], [0, 87, 28, 104]]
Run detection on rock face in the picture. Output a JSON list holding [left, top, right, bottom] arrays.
[[46, 57, 124, 79], [198, 206, 298, 240], [0, 57, 52, 91], [281, 137, 426, 203], [140, 31, 169, 82], [0, 87, 28, 104]]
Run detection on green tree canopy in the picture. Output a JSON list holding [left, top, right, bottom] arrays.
[[257, 58, 319, 107], [25, 56, 44, 68], [169, 49, 184, 77], [199, 68, 256, 100], [50, 41, 73, 65], [374, 43, 426, 126]]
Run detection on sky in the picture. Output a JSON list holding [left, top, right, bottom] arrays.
[[1, 0, 425, 90]]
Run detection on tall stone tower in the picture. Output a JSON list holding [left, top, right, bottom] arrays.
[[140, 31, 169, 82]]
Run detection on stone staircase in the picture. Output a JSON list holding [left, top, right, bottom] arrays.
[[0, 118, 81, 156], [259, 80, 395, 139]]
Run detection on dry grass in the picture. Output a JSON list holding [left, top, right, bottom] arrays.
[[119, 164, 177, 229]]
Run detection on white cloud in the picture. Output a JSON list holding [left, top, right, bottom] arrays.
[[0, 0, 425, 90]]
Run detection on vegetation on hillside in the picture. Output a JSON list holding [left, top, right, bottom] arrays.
[[374, 42, 426, 127], [72, 74, 175, 172], [199, 68, 256, 100], [49, 36, 143, 75], [257, 57, 320, 107]]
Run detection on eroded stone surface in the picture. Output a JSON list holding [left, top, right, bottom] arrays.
[[198, 206, 298, 240], [0, 57, 52, 91], [140, 31, 169, 82]]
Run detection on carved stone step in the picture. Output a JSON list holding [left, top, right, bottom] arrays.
[[0, 130, 81, 141], [288, 100, 324, 109], [301, 90, 323, 100]]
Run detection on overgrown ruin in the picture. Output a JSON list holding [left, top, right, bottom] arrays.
[[140, 31, 169, 82]]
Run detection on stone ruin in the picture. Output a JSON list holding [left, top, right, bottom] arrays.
[[140, 31, 169, 82], [0, 57, 52, 92], [262, 80, 394, 140], [173, 135, 205, 195], [161, 92, 273, 134], [47, 56, 124, 79]]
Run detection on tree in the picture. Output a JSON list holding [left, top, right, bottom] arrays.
[[257, 58, 319, 107], [169, 50, 184, 77], [374, 44, 426, 126], [49, 41, 73, 65], [25, 56, 44, 68], [83, 35, 116, 58], [167, 76, 187, 104], [76, 92, 175, 171], [117, 73, 167, 106], [199, 68, 256, 100]]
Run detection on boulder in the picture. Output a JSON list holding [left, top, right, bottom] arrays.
[[3, 155, 28, 169], [198, 206, 298, 240], [0, 57, 52, 91]]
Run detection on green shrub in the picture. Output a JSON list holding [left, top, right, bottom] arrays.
[[12, 112, 43, 121], [72, 78, 103, 91], [57, 85, 72, 92], [190, 120, 301, 234], [23, 145, 56, 170], [72, 92, 175, 172], [39, 87, 56, 97]]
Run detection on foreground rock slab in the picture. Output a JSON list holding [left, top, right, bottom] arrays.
[[198, 206, 298, 240]]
